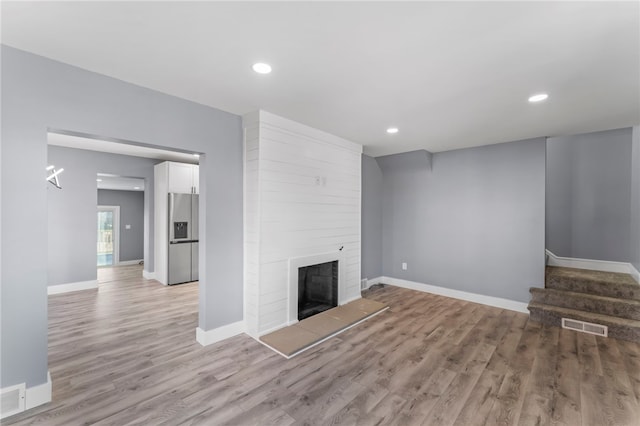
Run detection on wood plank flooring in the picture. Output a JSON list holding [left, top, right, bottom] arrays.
[[5, 266, 640, 425]]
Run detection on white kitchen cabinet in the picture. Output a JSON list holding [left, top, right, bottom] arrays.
[[192, 165, 199, 194], [168, 162, 199, 194]]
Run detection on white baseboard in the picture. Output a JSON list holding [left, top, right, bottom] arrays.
[[118, 259, 143, 266], [365, 276, 383, 289], [48, 280, 98, 295], [381, 276, 529, 313], [0, 372, 51, 419], [196, 321, 246, 347], [25, 372, 51, 410], [142, 270, 155, 280], [546, 250, 639, 281]]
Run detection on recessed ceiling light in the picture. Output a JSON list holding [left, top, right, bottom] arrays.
[[528, 93, 549, 103], [252, 63, 272, 74], [386, 127, 399, 134], [96, 178, 102, 182]]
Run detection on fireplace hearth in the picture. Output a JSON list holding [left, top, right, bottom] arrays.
[[298, 261, 338, 321]]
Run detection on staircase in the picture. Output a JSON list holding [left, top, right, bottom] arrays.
[[528, 266, 640, 342]]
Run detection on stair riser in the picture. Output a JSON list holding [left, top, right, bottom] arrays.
[[529, 307, 640, 343], [546, 277, 640, 300], [530, 291, 640, 321]]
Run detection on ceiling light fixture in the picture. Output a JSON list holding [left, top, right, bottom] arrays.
[[252, 63, 272, 74], [386, 127, 399, 134], [528, 93, 549, 103]]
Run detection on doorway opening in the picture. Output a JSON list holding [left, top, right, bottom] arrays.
[[97, 205, 120, 267]]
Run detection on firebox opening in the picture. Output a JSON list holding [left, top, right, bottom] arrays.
[[298, 260, 338, 321]]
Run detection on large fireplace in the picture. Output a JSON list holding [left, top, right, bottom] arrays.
[[287, 251, 345, 325], [298, 261, 338, 320]]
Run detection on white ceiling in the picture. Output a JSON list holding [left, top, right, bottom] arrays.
[[3, 2, 639, 156], [97, 174, 145, 192]]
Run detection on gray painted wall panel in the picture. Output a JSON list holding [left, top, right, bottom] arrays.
[[98, 190, 144, 262], [631, 126, 640, 272], [546, 128, 632, 262], [361, 155, 383, 279], [48, 147, 158, 287], [377, 138, 546, 303], [2, 45, 243, 389]]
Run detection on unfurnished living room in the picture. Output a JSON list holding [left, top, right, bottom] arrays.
[[1, 2, 639, 425]]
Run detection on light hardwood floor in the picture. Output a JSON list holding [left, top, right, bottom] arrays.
[[5, 265, 640, 425]]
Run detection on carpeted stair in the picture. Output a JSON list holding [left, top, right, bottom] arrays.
[[528, 266, 640, 342]]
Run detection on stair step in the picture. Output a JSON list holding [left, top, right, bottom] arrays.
[[545, 266, 640, 300], [528, 302, 640, 343], [530, 287, 640, 321]]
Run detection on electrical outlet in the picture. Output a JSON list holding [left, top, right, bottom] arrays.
[[402, 262, 407, 270]]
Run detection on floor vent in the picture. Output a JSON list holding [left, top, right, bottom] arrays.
[[562, 318, 608, 337], [1, 383, 25, 419]]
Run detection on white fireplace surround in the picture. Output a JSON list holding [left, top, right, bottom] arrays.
[[288, 250, 346, 325], [243, 110, 362, 336]]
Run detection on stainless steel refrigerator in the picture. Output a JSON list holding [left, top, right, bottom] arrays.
[[168, 193, 199, 285]]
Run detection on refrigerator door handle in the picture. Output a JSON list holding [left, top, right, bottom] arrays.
[[169, 240, 198, 244]]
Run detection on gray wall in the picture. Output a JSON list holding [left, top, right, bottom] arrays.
[[48, 146, 158, 287], [631, 126, 640, 273], [546, 128, 633, 262], [376, 138, 546, 303], [98, 190, 144, 262], [1, 45, 243, 389], [361, 155, 383, 279]]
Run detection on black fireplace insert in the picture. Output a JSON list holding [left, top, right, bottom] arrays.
[[298, 260, 338, 321]]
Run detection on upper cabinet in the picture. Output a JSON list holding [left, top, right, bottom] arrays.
[[192, 164, 200, 194], [167, 162, 199, 194]]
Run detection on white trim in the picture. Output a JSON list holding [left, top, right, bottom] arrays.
[[257, 307, 389, 359], [118, 259, 143, 266], [142, 270, 155, 280], [48, 280, 98, 295], [0, 383, 25, 419], [546, 249, 639, 279], [366, 276, 383, 289], [381, 276, 529, 313], [25, 372, 51, 410], [287, 250, 346, 325], [195, 321, 246, 347], [0, 374, 51, 418]]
